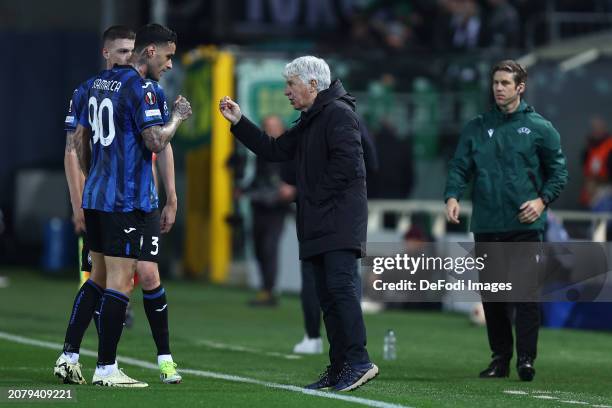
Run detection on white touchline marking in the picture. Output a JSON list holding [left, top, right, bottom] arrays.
[[504, 389, 611, 407], [0, 331, 409, 408], [195, 339, 302, 360]]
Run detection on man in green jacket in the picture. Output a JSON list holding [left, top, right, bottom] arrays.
[[444, 60, 568, 381]]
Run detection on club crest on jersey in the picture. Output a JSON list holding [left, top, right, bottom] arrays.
[[145, 91, 156, 105], [517, 127, 531, 135]]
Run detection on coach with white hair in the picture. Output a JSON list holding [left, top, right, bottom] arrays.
[[219, 56, 377, 392]]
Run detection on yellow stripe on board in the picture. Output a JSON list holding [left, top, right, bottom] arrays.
[[209, 51, 234, 283]]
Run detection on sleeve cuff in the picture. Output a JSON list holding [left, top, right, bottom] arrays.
[[230, 115, 248, 132], [444, 192, 459, 203]]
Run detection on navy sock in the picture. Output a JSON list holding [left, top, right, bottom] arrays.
[[143, 285, 170, 355], [93, 298, 101, 335], [63, 279, 103, 353], [97, 289, 129, 365]]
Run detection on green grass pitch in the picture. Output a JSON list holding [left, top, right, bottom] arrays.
[[0, 268, 611, 407]]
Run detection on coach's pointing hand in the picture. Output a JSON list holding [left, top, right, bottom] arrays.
[[219, 96, 242, 125]]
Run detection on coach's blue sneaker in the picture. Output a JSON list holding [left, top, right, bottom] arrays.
[[333, 362, 378, 392], [305, 365, 340, 390]]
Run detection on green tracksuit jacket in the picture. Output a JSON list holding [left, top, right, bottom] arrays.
[[444, 100, 568, 233]]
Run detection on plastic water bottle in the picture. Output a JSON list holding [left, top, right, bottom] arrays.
[[383, 329, 396, 360]]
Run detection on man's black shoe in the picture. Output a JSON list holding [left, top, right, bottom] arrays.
[[479, 356, 510, 378], [517, 356, 535, 381], [305, 365, 339, 390], [333, 362, 379, 392]]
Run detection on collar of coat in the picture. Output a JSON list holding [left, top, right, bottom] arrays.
[[492, 99, 534, 120], [294, 79, 356, 125]]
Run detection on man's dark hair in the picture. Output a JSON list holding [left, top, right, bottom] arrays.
[[491, 59, 528, 86], [134, 24, 177, 52], [102, 25, 135, 44]]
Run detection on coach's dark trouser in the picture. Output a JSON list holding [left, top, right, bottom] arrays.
[[252, 209, 286, 292], [475, 230, 542, 361], [304, 250, 370, 368]]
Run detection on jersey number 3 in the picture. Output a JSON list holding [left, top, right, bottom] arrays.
[[88, 97, 116, 146]]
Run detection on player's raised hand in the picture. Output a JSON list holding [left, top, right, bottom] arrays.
[[172, 95, 192, 121], [219, 96, 242, 125]]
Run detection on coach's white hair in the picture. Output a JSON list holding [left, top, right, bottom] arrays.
[[283, 56, 331, 92]]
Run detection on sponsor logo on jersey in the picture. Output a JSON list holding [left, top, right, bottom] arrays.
[[145, 109, 162, 117]]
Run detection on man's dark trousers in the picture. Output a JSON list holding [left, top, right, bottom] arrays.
[[300, 257, 363, 340], [475, 230, 542, 361], [304, 250, 370, 369]]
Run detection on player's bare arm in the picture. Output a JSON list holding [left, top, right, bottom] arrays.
[[156, 143, 177, 233], [142, 95, 192, 153], [64, 130, 86, 232], [74, 124, 91, 176]]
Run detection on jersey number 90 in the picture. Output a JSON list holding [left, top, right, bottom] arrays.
[[88, 97, 115, 146]]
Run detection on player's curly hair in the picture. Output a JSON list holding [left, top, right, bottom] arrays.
[[134, 24, 177, 52]]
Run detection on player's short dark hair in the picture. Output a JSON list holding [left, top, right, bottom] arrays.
[[102, 25, 135, 44], [491, 59, 528, 86], [134, 24, 177, 52]]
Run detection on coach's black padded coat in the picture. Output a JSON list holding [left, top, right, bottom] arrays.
[[230, 79, 367, 260]]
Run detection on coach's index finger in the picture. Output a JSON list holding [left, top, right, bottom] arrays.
[[224, 96, 238, 107]]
